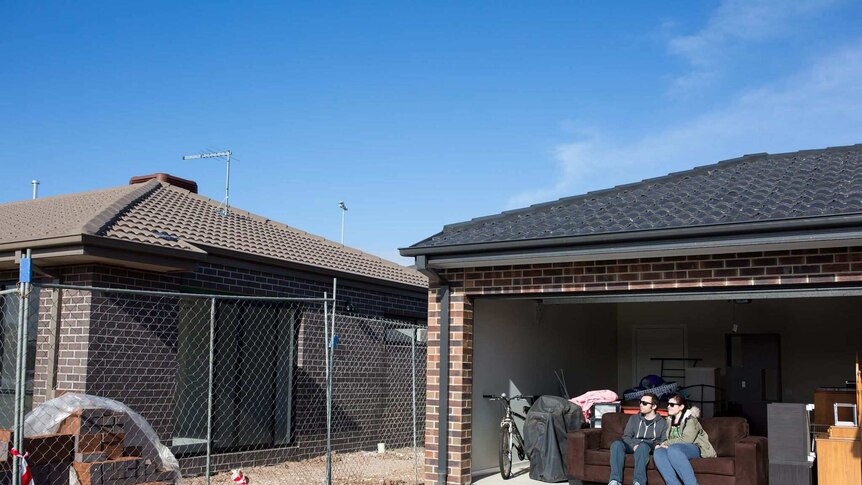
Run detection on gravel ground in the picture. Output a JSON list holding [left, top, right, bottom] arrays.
[[183, 447, 424, 485]]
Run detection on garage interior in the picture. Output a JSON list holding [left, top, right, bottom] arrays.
[[471, 291, 862, 475]]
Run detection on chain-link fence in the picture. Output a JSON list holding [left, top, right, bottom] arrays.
[[0, 282, 426, 485]]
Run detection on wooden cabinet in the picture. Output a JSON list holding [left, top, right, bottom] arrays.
[[813, 389, 856, 427], [815, 427, 862, 485]]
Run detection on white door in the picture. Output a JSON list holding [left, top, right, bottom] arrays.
[[633, 326, 686, 387]]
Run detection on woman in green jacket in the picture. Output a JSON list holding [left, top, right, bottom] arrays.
[[653, 394, 716, 485]]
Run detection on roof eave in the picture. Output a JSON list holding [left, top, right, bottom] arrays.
[[400, 213, 862, 258], [192, 243, 428, 293], [0, 234, 207, 274], [422, 227, 862, 270]]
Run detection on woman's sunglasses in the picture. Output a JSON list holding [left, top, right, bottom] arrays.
[[667, 402, 681, 407]]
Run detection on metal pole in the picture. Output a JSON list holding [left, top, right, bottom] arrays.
[[224, 151, 231, 214], [328, 279, 338, 484], [12, 286, 24, 485], [338, 201, 347, 245], [412, 327, 418, 484], [206, 297, 216, 485], [12, 249, 32, 485], [31, 180, 39, 199], [323, 292, 331, 485]]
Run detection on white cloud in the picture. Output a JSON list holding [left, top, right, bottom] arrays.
[[668, 0, 840, 91], [509, 39, 862, 209]]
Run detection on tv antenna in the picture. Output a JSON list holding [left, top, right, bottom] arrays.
[[182, 150, 232, 215]]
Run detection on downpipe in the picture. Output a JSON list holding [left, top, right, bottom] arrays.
[[416, 256, 451, 485]]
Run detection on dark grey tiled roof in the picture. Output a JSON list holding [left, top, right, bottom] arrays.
[[409, 144, 862, 250]]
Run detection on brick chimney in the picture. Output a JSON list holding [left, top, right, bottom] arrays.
[[129, 173, 198, 193]]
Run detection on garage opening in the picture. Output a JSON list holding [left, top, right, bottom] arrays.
[[471, 292, 862, 475]]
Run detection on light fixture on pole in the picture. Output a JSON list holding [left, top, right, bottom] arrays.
[[338, 201, 348, 245], [182, 150, 232, 215]]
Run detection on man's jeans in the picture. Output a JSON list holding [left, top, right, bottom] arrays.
[[609, 440, 652, 484], [653, 443, 701, 485]]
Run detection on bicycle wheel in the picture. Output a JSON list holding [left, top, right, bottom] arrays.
[[499, 422, 513, 479]]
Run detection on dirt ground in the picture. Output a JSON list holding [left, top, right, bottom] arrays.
[[183, 447, 424, 485]]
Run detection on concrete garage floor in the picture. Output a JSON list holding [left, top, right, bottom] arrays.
[[473, 464, 588, 485], [472, 464, 534, 484]]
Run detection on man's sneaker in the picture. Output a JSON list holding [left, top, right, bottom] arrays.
[[633, 482, 642, 485], [608, 481, 621, 485]]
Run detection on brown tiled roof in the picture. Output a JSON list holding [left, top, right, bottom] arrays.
[[0, 183, 152, 244], [0, 180, 427, 288]]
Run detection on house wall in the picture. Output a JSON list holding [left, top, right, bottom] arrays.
[[425, 246, 862, 484], [8, 260, 427, 475], [471, 299, 616, 473], [616, 297, 862, 404]]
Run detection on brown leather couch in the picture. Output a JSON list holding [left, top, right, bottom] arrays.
[[567, 412, 768, 485]]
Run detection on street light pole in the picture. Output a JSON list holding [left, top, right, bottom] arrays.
[[338, 201, 348, 245]]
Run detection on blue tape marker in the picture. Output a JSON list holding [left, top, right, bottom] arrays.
[[19, 257, 32, 283], [331, 335, 339, 349]]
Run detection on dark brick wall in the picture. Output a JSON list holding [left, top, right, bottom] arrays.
[[14, 259, 426, 475]]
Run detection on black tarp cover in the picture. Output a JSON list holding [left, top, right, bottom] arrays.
[[523, 395, 583, 482]]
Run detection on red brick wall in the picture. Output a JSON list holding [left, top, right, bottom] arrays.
[[423, 246, 862, 484]]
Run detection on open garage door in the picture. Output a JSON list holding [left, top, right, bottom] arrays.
[[470, 288, 862, 475]]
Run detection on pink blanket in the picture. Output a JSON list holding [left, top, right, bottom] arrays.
[[570, 389, 619, 421]]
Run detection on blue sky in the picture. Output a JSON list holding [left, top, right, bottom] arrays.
[[3, 1, 862, 264]]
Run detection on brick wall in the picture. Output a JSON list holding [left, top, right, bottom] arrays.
[[423, 246, 862, 484], [5, 259, 427, 476]]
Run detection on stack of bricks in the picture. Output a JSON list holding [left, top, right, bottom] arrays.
[[0, 408, 178, 485]]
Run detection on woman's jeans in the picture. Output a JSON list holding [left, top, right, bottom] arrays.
[[609, 440, 652, 485], [653, 443, 701, 485]]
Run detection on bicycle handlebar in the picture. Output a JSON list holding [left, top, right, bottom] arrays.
[[483, 394, 539, 402]]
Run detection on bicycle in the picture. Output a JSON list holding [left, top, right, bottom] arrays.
[[483, 393, 537, 479]]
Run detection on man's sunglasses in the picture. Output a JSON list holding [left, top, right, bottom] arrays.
[[639, 400, 654, 406]]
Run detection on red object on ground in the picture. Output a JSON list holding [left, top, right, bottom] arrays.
[[231, 469, 249, 484]]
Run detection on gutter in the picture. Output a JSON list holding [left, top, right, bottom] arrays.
[[406, 226, 862, 270], [416, 255, 450, 485], [400, 212, 862, 257], [196, 243, 428, 294]]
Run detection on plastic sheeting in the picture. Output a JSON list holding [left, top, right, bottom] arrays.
[[23, 393, 182, 484], [523, 395, 582, 483]]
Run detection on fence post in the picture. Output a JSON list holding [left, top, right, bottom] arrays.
[[206, 297, 216, 485], [413, 327, 418, 484], [324, 292, 331, 485], [12, 286, 24, 485], [326, 278, 338, 485], [12, 249, 32, 485]]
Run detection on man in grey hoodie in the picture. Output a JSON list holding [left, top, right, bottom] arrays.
[[608, 392, 668, 485]]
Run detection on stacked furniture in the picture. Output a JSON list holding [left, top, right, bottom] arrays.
[[567, 412, 768, 485]]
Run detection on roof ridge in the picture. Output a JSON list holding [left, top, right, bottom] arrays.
[[160, 184, 424, 280], [438, 145, 858, 233], [79, 180, 162, 235]]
